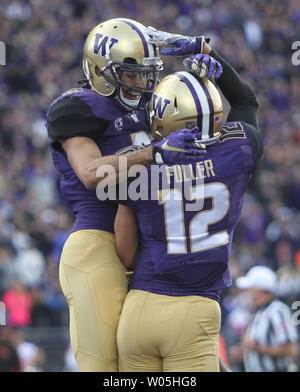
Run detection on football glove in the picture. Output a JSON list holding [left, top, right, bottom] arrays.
[[147, 26, 210, 56], [153, 128, 207, 165], [183, 54, 223, 79]]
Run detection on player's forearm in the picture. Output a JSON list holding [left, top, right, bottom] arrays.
[[83, 145, 154, 189], [210, 50, 255, 104], [115, 237, 137, 268], [209, 49, 259, 127], [116, 248, 139, 269], [114, 205, 139, 269]]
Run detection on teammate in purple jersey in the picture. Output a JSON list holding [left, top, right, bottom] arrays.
[[114, 32, 263, 371], [46, 19, 206, 372]]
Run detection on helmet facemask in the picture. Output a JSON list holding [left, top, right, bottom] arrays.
[[101, 56, 163, 109]]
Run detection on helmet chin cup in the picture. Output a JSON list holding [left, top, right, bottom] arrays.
[[117, 87, 140, 110]]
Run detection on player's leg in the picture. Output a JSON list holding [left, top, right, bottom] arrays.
[[162, 295, 221, 372], [59, 229, 128, 372], [117, 290, 163, 372]]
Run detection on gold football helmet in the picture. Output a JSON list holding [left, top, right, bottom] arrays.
[[83, 18, 163, 108], [150, 71, 223, 143]]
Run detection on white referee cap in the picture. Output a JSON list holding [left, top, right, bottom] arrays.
[[235, 266, 277, 293]]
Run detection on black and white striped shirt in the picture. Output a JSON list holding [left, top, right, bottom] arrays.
[[244, 300, 299, 372]]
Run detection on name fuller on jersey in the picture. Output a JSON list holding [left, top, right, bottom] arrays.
[[163, 159, 216, 185]]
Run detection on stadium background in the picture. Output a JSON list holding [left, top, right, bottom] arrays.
[[0, 0, 299, 371]]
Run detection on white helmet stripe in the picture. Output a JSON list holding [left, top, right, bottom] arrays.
[[178, 71, 210, 140]]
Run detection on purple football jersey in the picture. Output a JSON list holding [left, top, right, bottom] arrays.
[[47, 87, 151, 233], [125, 121, 261, 301]]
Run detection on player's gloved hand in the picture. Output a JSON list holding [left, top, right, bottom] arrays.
[[183, 54, 223, 79], [147, 26, 209, 56], [153, 128, 207, 165]]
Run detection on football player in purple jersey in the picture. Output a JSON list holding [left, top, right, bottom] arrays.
[[46, 19, 206, 372], [114, 32, 263, 372]]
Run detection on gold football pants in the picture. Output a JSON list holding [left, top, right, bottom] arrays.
[[59, 229, 128, 372], [117, 289, 221, 372]]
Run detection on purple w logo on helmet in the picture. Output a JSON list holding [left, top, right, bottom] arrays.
[[93, 33, 119, 57], [151, 94, 171, 120]]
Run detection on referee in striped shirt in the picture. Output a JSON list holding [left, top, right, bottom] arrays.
[[236, 266, 299, 372]]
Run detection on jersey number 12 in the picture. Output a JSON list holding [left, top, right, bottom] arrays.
[[158, 182, 230, 254]]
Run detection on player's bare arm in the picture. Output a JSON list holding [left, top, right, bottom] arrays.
[[62, 136, 153, 189], [62, 136, 102, 189], [63, 130, 206, 190], [114, 204, 139, 269], [84, 145, 154, 189]]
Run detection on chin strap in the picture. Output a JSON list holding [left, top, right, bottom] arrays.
[[116, 88, 140, 110]]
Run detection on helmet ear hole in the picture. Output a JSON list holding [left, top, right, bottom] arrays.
[[174, 98, 178, 113]]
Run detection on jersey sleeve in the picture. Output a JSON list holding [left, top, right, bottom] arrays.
[[211, 49, 259, 129], [47, 95, 109, 141], [243, 122, 263, 165]]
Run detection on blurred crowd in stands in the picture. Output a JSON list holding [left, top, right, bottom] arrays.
[[0, 0, 299, 371]]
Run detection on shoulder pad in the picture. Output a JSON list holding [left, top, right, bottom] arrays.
[[218, 121, 246, 143], [47, 88, 110, 141], [47, 87, 120, 120]]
